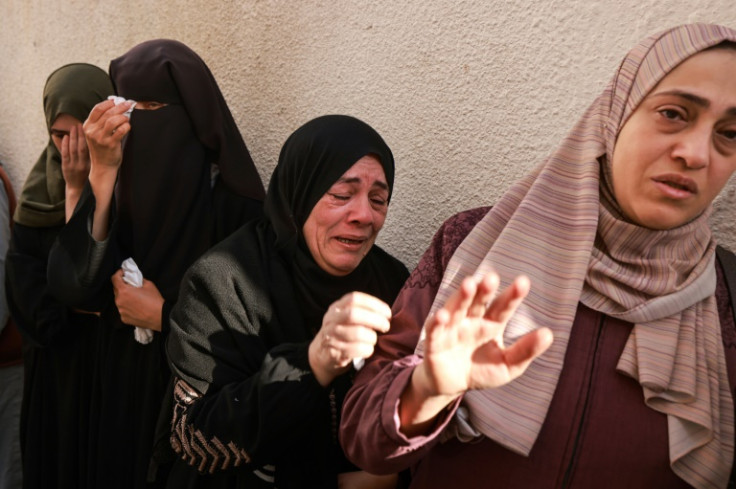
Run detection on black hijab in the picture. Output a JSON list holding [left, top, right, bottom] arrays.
[[109, 39, 265, 299], [265, 114, 399, 333], [168, 114, 408, 392]]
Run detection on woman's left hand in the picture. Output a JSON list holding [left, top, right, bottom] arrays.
[[60, 123, 91, 192], [111, 269, 164, 331], [309, 292, 392, 387]]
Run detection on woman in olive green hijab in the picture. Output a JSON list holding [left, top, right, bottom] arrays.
[[6, 63, 113, 489]]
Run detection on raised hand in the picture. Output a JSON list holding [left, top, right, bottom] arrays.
[[400, 273, 553, 436], [61, 123, 91, 221], [308, 292, 392, 387], [83, 99, 134, 241], [60, 123, 90, 191], [83, 99, 133, 172]]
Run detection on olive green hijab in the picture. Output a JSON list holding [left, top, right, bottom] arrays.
[[14, 63, 114, 227]]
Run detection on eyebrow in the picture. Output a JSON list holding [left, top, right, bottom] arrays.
[[337, 176, 389, 191], [651, 90, 736, 117]]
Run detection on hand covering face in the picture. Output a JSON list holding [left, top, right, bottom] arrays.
[[14, 64, 113, 227]]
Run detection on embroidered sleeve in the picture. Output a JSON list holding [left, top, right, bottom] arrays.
[[170, 377, 251, 474]]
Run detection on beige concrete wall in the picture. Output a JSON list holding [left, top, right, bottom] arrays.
[[1, 1, 734, 268]]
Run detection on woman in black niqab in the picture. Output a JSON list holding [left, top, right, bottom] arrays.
[[164, 115, 409, 488], [47, 40, 265, 489]]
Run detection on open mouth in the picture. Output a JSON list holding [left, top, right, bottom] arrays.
[[337, 237, 365, 245], [653, 175, 697, 194]]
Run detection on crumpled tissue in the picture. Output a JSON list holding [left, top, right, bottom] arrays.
[[108, 95, 137, 118], [121, 257, 154, 345]]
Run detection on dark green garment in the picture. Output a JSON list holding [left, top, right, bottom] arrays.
[[14, 63, 113, 228], [7, 63, 113, 489]]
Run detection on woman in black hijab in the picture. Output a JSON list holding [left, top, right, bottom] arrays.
[[165, 115, 409, 488], [47, 40, 265, 489], [7, 63, 114, 489]]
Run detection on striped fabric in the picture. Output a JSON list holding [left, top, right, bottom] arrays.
[[416, 23, 736, 488]]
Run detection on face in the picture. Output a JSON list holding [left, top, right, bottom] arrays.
[[302, 155, 389, 276], [49, 113, 82, 152], [610, 48, 736, 230]]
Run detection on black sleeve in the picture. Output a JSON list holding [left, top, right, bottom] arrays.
[[47, 182, 117, 310], [6, 223, 70, 347], [167, 253, 329, 473]]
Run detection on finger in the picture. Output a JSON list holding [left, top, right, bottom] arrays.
[[69, 125, 78, 157], [337, 292, 392, 319], [85, 99, 116, 125], [484, 275, 530, 324], [467, 273, 500, 317], [423, 308, 451, 350], [61, 134, 70, 161], [75, 123, 88, 153], [442, 277, 478, 328], [110, 269, 124, 285], [503, 327, 553, 376], [325, 339, 375, 367], [332, 324, 379, 345], [106, 118, 132, 140], [332, 306, 390, 334]]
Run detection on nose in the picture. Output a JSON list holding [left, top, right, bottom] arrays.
[[347, 196, 374, 225], [671, 125, 710, 170]]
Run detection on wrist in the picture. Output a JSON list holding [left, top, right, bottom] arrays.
[[308, 339, 335, 387], [399, 362, 458, 436], [65, 185, 83, 199]]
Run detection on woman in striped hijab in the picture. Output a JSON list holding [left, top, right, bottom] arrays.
[[341, 23, 736, 489]]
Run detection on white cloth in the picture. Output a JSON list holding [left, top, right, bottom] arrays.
[[107, 96, 136, 118], [121, 258, 153, 345]]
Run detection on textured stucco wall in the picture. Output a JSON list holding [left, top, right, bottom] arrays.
[[1, 1, 734, 269]]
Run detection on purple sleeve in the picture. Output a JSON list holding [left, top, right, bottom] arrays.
[[340, 207, 490, 474]]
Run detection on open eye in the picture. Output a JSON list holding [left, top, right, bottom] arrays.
[[135, 101, 168, 111], [658, 108, 685, 121]]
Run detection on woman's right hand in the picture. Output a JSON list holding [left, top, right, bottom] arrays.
[[308, 292, 392, 387], [83, 99, 133, 172], [83, 99, 134, 241], [399, 273, 553, 436]]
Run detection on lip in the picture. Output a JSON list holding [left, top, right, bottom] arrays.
[[333, 235, 370, 249], [651, 173, 698, 198]]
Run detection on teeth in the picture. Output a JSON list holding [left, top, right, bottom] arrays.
[[667, 182, 687, 191], [338, 238, 362, 244]]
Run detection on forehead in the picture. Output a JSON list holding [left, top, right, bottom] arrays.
[[50, 113, 82, 131], [334, 155, 387, 186], [649, 48, 736, 107]]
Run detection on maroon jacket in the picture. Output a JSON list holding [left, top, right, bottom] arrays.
[[341, 207, 736, 489], [0, 164, 20, 368]]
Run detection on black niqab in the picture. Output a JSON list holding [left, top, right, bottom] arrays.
[[109, 39, 265, 298]]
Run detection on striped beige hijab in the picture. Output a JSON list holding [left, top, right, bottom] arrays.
[[417, 23, 736, 488]]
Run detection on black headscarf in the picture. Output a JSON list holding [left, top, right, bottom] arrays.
[[109, 39, 265, 299], [265, 114, 398, 333], [166, 115, 408, 486], [168, 114, 408, 392]]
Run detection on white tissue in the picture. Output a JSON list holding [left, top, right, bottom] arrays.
[[121, 258, 154, 345], [353, 357, 365, 371], [108, 95, 137, 118]]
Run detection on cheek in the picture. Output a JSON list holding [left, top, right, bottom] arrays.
[[51, 136, 63, 152], [372, 208, 388, 231]]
